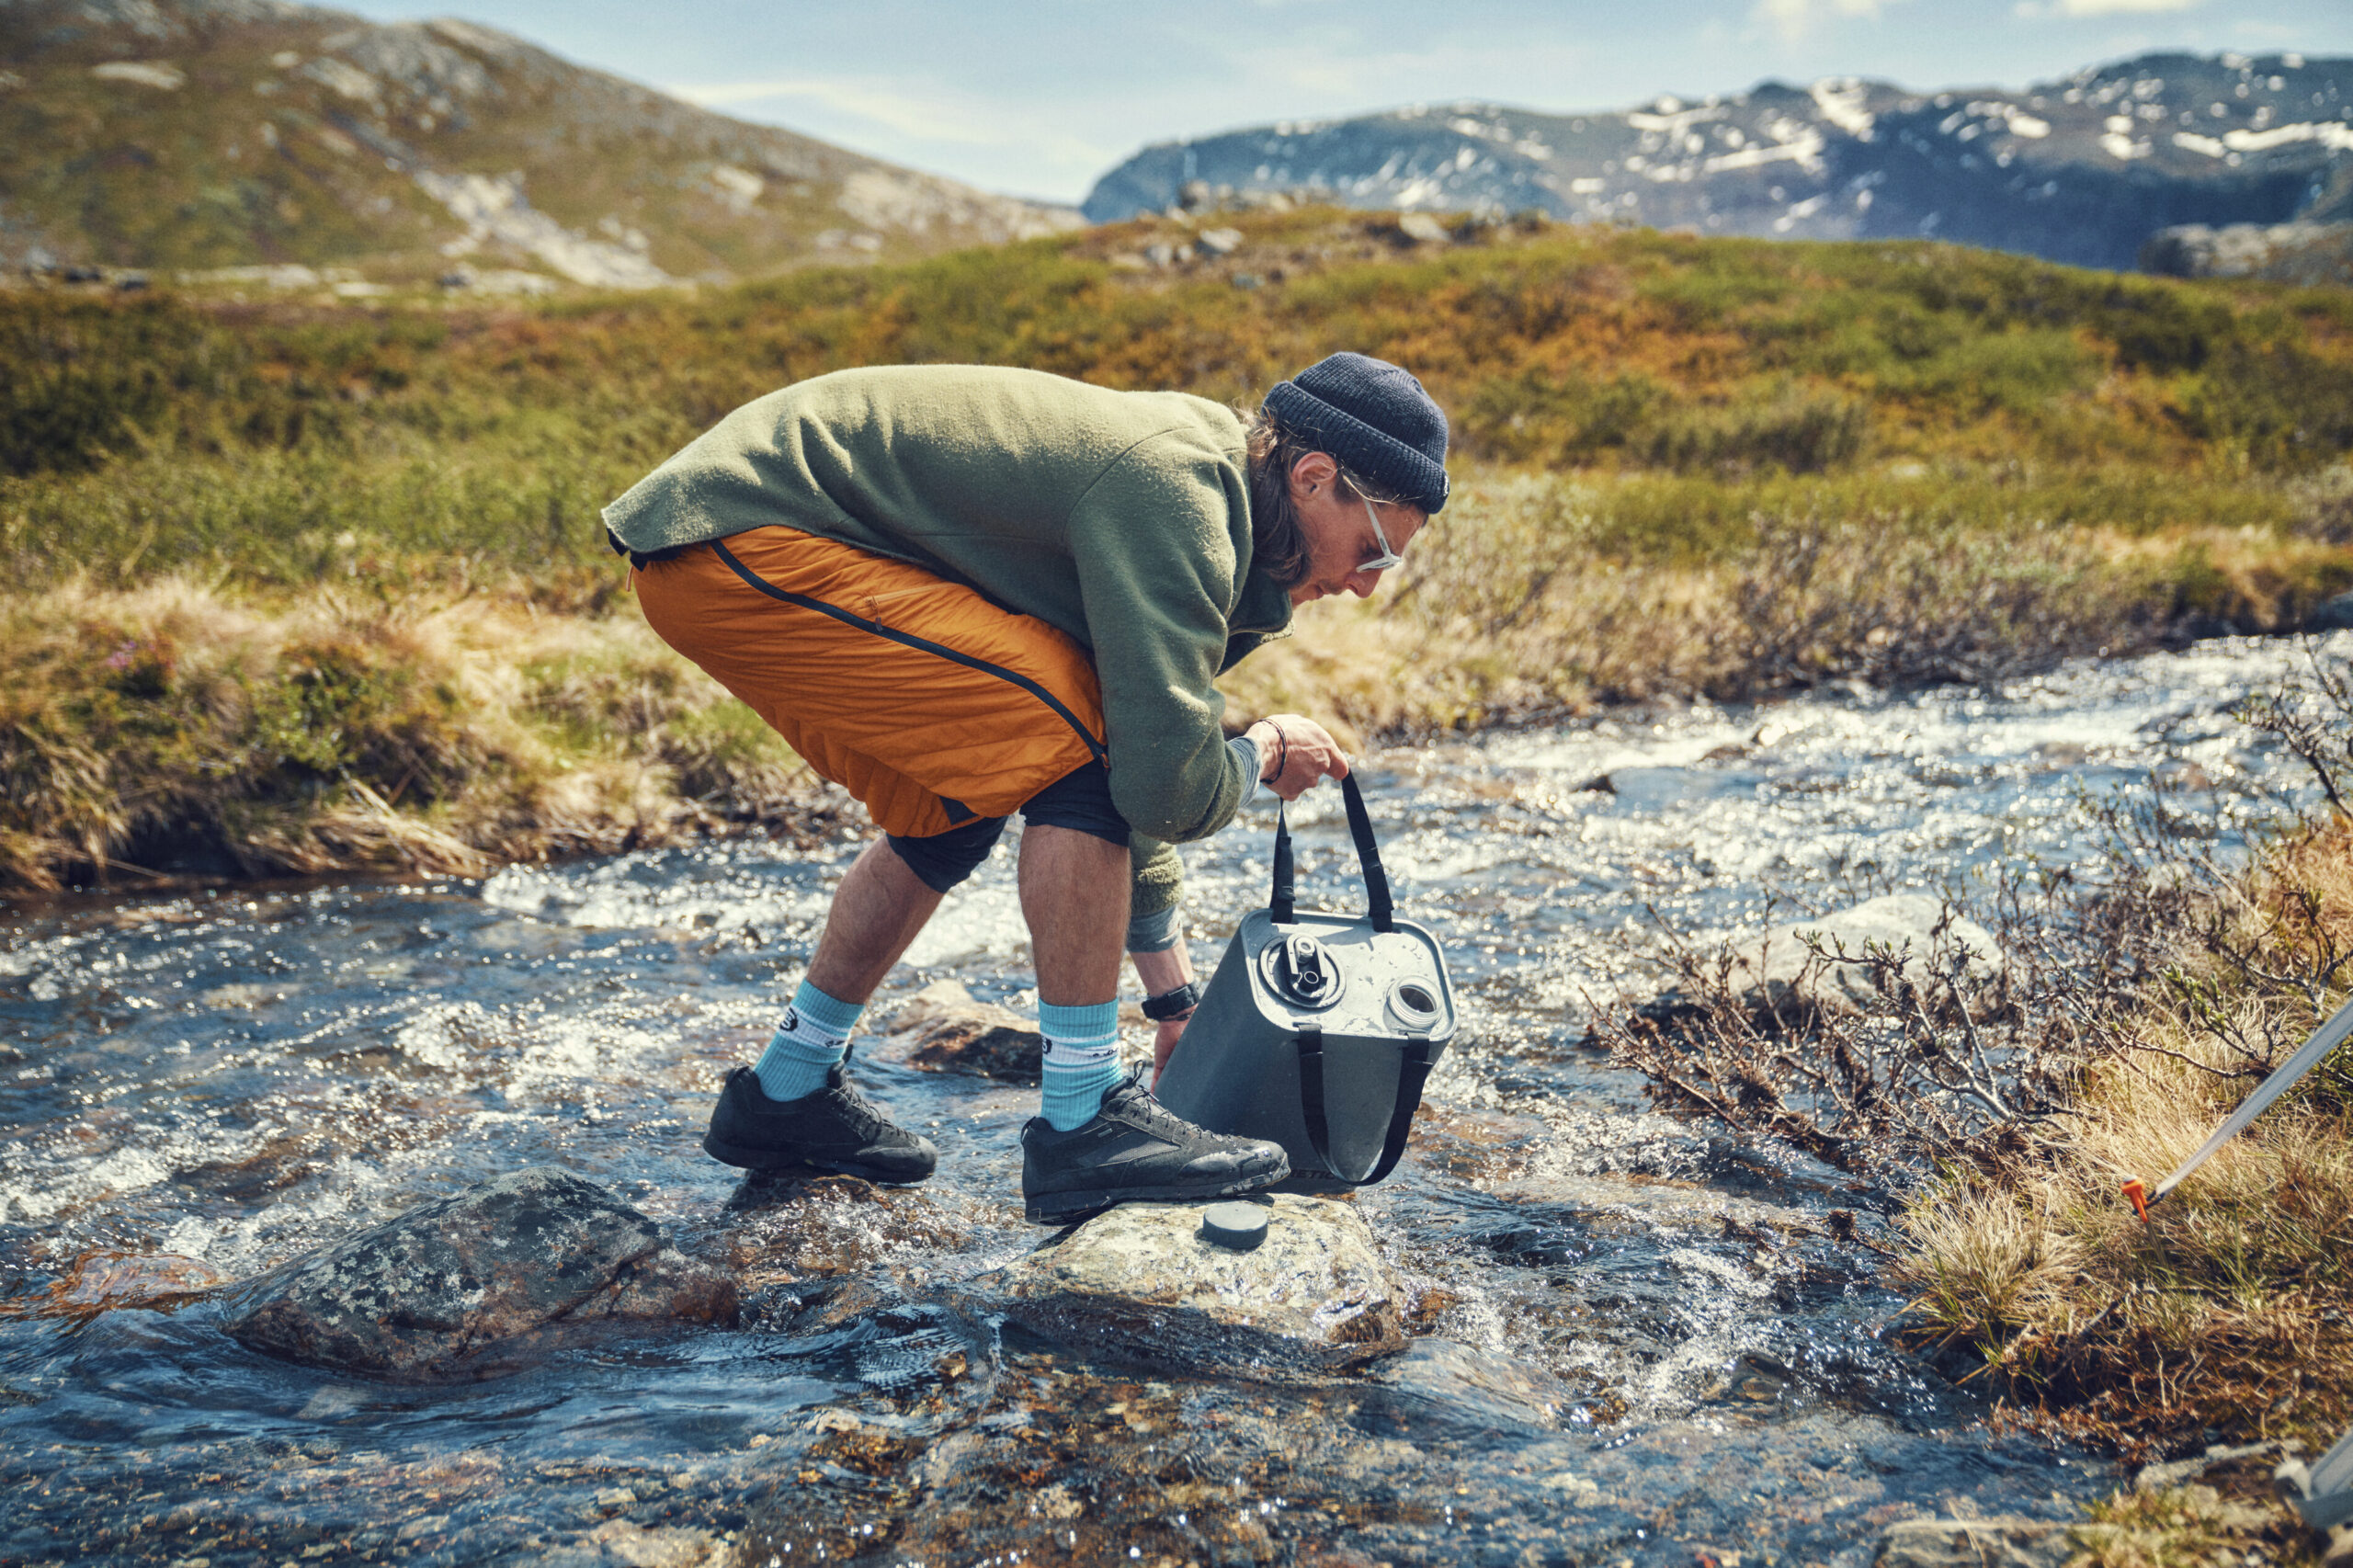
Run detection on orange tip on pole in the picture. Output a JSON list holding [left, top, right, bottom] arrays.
[[2121, 1177, 2150, 1222]]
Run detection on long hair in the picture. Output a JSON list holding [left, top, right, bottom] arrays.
[[1242, 405, 1406, 590]]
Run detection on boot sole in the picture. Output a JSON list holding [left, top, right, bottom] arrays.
[[1023, 1164, 1286, 1225], [703, 1132, 935, 1186]]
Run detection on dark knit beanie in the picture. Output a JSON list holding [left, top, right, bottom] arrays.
[[1262, 352, 1450, 515]]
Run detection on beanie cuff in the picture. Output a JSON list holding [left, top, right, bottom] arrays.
[[1264, 381, 1450, 515]]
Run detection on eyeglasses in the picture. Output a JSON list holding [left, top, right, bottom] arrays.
[[1358, 496, 1404, 573]]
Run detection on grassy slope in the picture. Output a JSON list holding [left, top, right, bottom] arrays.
[[0, 3, 1061, 278], [4, 208, 2352, 889]]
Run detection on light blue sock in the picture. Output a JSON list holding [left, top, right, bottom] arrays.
[[753, 981, 864, 1102], [1039, 999, 1123, 1131]]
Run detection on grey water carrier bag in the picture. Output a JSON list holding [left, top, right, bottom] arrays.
[[1154, 775, 1456, 1191]]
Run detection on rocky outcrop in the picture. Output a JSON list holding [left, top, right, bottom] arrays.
[[2142, 221, 2353, 285], [1872, 1517, 2072, 1568], [2308, 590, 2353, 633], [890, 980, 1049, 1083], [979, 1194, 1402, 1372], [228, 1166, 736, 1381]]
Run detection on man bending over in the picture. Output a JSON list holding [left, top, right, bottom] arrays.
[[603, 353, 1449, 1222]]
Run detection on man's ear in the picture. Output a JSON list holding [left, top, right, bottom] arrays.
[[1286, 449, 1338, 501]]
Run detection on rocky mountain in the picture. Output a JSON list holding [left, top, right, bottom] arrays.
[[1085, 52, 2353, 273], [0, 0, 1078, 287]]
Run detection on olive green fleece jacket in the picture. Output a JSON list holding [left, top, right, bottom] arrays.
[[601, 364, 1296, 917]]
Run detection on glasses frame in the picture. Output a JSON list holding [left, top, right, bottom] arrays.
[[1357, 495, 1404, 573]]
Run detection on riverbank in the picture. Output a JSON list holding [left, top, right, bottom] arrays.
[[1895, 813, 2353, 1440]]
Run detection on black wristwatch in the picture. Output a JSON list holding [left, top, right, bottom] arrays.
[[1141, 982, 1201, 1021]]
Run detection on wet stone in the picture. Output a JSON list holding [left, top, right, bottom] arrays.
[[888, 980, 1148, 1082], [227, 1166, 738, 1381], [978, 1194, 1403, 1372], [716, 1171, 963, 1285], [1874, 1516, 2073, 1568], [1367, 1337, 1578, 1434], [17, 1251, 228, 1317], [889, 980, 1047, 1082]]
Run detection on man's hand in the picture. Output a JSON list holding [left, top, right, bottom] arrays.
[[1245, 715, 1349, 801], [1151, 1016, 1188, 1083]]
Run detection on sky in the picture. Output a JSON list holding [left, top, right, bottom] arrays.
[[339, 0, 2353, 204]]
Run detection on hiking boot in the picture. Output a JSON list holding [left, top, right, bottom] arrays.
[[702, 1057, 938, 1184], [1020, 1067, 1288, 1223]]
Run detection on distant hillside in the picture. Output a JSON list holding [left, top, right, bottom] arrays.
[[0, 0, 1077, 286], [1086, 51, 2353, 273]]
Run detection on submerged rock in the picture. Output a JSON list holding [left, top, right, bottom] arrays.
[[228, 1166, 737, 1381], [17, 1251, 228, 1317], [979, 1194, 1402, 1372], [1873, 1516, 2071, 1568], [529, 1519, 727, 1567], [1367, 1337, 1578, 1433]]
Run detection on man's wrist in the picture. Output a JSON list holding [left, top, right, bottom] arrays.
[[1250, 719, 1288, 782], [1142, 982, 1201, 1021]]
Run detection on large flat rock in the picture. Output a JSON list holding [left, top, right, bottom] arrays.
[[978, 1194, 1402, 1373], [228, 1166, 736, 1381]]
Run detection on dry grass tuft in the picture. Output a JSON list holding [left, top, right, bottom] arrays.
[[0, 572, 822, 890]]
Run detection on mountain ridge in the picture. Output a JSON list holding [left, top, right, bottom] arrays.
[[1085, 51, 2353, 272], [0, 0, 1078, 286]]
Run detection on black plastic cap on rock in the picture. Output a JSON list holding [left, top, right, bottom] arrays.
[[1200, 1201, 1270, 1251]]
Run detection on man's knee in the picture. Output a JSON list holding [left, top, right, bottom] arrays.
[[885, 815, 1009, 893], [1022, 763, 1129, 847]]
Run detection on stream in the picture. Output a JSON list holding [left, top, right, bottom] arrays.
[[0, 633, 2338, 1568]]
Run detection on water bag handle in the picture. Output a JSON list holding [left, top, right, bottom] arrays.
[[1269, 773, 1394, 934]]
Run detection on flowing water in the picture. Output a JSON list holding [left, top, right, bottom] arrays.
[[0, 635, 2338, 1568]]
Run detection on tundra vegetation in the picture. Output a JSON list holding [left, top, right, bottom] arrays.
[[6, 205, 2353, 1552]]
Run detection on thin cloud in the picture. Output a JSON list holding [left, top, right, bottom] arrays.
[[2013, 0, 2196, 13], [673, 77, 1021, 149], [669, 74, 1114, 186], [1751, 0, 1901, 42]]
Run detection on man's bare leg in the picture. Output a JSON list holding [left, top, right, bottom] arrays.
[[1018, 824, 1130, 1007], [1019, 824, 1131, 1131], [806, 839, 947, 1005], [738, 838, 941, 1108]]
